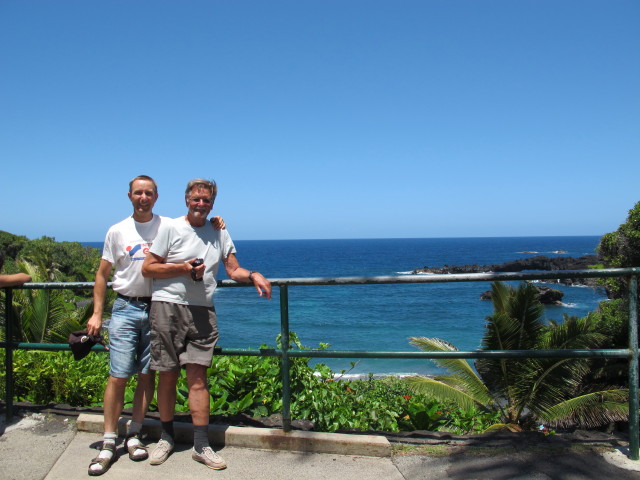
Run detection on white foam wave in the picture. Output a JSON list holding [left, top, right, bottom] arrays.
[[517, 250, 570, 255], [314, 371, 431, 380]]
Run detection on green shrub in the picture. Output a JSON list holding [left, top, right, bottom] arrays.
[[1, 345, 503, 434], [442, 405, 502, 434], [3, 349, 109, 406]]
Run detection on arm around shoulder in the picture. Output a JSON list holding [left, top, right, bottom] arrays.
[[142, 252, 193, 279], [0, 273, 32, 288]]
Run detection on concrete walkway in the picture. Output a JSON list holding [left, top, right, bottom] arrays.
[[2, 411, 640, 480]]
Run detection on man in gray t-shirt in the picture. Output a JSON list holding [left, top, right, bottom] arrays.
[[86, 175, 226, 476], [142, 178, 271, 471]]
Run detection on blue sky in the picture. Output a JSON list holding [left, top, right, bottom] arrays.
[[1, 0, 638, 242]]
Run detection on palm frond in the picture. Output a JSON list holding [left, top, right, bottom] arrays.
[[482, 312, 518, 350], [405, 376, 490, 411], [480, 284, 545, 353], [490, 281, 511, 314], [409, 337, 488, 395], [409, 337, 473, 373], [433, 374, 494, 405], [517, 358, 591, 415], [538, 389, 629, 428], [47, 298, 95, 343], [483, 423, 523, 433], [477, 282, 546, 403], [538, 315, 606, 350], [518, 314, 613, 416], [11, 261, 73, 343], [508, 283, 545, 346]]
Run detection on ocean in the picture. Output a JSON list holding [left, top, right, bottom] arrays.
[[84, 236, 607, 377]]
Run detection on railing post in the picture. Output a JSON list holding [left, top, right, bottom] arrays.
[[629, 275, 639, 460], [4, 288, 14, 423], [279, 285, 291, 432]]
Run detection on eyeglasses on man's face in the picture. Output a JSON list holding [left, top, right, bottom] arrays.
[[189, 197, 212, 205]]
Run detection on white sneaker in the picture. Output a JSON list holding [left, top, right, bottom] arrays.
[[192, 446, 227, 470], [149, 439, 174, 465]]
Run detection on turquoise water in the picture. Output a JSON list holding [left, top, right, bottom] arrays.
[[85, 236, 607, 377], [209, 236, 606, 377]]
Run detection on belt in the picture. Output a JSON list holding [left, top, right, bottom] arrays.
[[117, 293, 152, 303]]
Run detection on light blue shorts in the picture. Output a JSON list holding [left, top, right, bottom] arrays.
[[107, 296, 152, 378]]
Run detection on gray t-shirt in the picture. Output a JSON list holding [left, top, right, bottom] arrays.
[[149, 216, 236, 307]]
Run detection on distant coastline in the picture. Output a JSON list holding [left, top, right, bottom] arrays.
[[76, 236, 606, 377], [410, 254, 600, 287]]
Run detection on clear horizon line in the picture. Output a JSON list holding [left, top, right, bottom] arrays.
[[78, 233, 605, 244]]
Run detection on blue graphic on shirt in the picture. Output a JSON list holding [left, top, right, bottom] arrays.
[[126, 244, 142, 260]]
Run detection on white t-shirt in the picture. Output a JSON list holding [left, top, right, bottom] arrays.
[[149, 216, 236, 307], [102, 214, 164, 297]]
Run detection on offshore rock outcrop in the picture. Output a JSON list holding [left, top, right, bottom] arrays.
[[480, 285, 564, 305], [411, 255, 600, 287]]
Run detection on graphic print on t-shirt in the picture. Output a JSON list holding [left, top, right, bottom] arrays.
[[126, 242, 152, 261]]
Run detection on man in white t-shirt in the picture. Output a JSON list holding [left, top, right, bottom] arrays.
[[85, 175, 225, 476], [142, 178, 271, 471]]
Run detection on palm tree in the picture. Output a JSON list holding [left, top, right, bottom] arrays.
[[407, 281, 628, 430], [1, 260, 95, 343]]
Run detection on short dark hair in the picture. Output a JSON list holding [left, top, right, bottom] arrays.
[[129, 175, 158, 194]]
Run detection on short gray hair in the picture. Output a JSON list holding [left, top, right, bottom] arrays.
[[185, 179, 217, 202]]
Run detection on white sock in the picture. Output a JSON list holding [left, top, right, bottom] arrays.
[[127, 422, 146, 457], [89, 433, 116, 472]]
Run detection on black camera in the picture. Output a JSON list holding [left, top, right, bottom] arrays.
[[190, 258, 204, 281]]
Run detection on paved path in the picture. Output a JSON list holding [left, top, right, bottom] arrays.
[[3, 412, 640, 480]]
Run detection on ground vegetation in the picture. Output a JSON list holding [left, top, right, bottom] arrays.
[[407, 282, 628, 431]]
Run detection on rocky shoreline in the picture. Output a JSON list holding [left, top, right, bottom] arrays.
[[411, 254, 601, 288]]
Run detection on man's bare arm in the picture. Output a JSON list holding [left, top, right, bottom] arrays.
[[0, 273, 32, 288], [223, 253, 272, 299], [142, 252, 204, 280], [86, 259, 113, 336]]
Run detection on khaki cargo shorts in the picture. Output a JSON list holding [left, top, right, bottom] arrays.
[[149, 301, 219, 371]]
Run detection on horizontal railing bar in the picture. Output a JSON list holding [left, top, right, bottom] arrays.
[[0, 342, 108, 352], [1, 342, 629, 360], [9, 267, 640, 290], [281, 349, 631, 359], [258, 268, 640, 286]]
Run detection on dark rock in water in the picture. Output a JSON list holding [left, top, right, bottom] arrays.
[[412, 255, 600, 287], [479, 291, 492, 301], [480, 286, 564, 304], [536, 286, 564, 304]]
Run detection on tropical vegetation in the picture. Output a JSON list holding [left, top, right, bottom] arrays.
[[407, 281, 628, 431], [597, 200, 640, 300], [1, 342, 501, 434], [0, 231, 101, 343], [2, 197, 640, 435], [0, 231, 101, 283]]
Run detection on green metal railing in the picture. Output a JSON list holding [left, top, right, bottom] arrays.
[[2, 268, 639, 459]]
